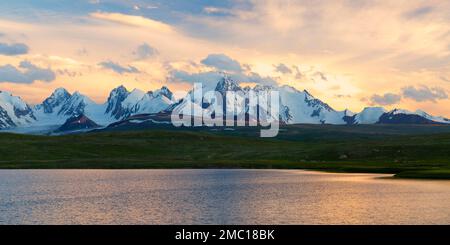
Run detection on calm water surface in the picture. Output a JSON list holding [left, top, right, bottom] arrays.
[[0, 169, 449, 224]]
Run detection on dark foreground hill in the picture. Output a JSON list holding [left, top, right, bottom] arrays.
[[1, 124, 450, 179], [56, 114, 100, 132]]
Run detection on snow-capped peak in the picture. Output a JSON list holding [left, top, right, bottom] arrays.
[[39, 88, 71, 114], [52, 87, 70, 97], [414, 109, 449, 123], [109, 85, 128, 98], [104, 86, 175, 121], [58, 91, 94, 117], [390, 108, 413, 115], [0, 91, 30, 111], [122, 89, 145, 107], [415, 109, 431, 117], [133, 87, 175, 114], [343, 109, 355, 117], [72, 91, 87, 100], [303, 89, 315, 100], [354, 107, 387, 124], [279, 85, 344, 124], [52, 88, 70, 98], [254, 84, 274, 92], [279, 85, 300, 93], [215, 76, 242, 93], [153, 86, 174, 100], [0, 91, 36, 128], [105, 85, 130, 116]]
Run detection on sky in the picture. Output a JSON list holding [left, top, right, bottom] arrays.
[[0, 0, 449, 116]]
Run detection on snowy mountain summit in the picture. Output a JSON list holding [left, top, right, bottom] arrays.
[[1, 77, 449, 132], [0, 91, 36, 128]]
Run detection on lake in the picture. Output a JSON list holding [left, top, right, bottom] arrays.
[[0, 169, 449, 224]]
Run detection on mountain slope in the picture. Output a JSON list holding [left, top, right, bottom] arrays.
[[278, 85, 347, 124], [343, 107, 388, 125], [105, 85, 129, 120], [0, 91, 36, 128], [377, 109, 444, 124], [56, 114, 100, 132]]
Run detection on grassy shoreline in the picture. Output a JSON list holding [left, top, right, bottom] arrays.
[[1, 125, 450, 179]]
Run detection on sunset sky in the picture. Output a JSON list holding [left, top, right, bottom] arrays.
[[0, 0, 449, 116]]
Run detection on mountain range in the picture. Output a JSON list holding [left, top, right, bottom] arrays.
[[0, 77, 449, 133], [0, 85, 176, 131]]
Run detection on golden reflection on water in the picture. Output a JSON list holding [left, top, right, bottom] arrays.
[[0, 169, 449, 224]]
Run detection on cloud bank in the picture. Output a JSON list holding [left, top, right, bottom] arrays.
[[170, 54, 276, 86], [134, 43, 158, 59], [200, 54, 242, 72], [0, 42, 29, 56], [0, 61, 55, 84], [274, 63, 292, 74], [402, 85, 448, 103], [370, 93, 402, 106]]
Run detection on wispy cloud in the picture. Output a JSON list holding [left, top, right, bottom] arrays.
[[440, 76, 450, 83], [404, 6, 434, 19], [203, 6, 232, 15], [98, 61, 139, 74], [274, 63, 292, 74], [90, 12, 173, 33], [169, 70, 223, 85]]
